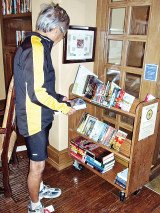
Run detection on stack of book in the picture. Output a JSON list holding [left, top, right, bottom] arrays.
[[70, 136, 115, 174], [114, 168, 128, 189], [77, 113, 127, 151], [70, 136, 89, 163], [72, 65, 135, 112]]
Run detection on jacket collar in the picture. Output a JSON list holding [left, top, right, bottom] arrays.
[[26, 32, 54, 51]]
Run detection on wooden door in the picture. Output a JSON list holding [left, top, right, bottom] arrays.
[[94, 0, 160, 178]]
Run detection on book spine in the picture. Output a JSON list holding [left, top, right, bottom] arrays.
[[70, 149, 85, 163]]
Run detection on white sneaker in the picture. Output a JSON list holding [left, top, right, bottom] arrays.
[[28, 202, 44, 213], [39, 184, 61, 200]]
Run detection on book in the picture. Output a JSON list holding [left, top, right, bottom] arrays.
[[71, 98, 86, 110], [116, 91, 135, 112], [109, 87, 121, 107], [70, 149, 85, 163], [114, 179, 126, 189], [82, 116, 98, 137], [102, 126, 116, 147], [111, 130, 128, 151], [115, 176, 127, 186], [85, 155, 115, 173], [115, 90, 125, 109], [83, 142, 114, 164], [97, 123, 109, 144], [83, 75, 103, 99], [77, 112, 88, 133], [91, 83, 104, 104], [70, 142, 86, 156], [72, 65, 98, 97], [90, 120, 106, 142], [145, 93, 155, 102], [107, 129, 118, 148], [117, 168, 128, 182], [102, 81, 112, 107], [70, 136, 90, 149], [106, 82, 121, 107], [81, 114, 98, 135]]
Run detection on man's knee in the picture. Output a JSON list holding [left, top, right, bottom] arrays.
[[29, 160, 45, 175]]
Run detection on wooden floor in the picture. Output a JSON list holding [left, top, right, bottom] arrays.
[[0, 152, 160, 213]]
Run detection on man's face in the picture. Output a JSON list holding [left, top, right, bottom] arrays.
[[47, 27, 65, 46]]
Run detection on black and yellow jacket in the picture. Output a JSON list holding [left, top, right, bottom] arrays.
[[14, 32, 71, 137]]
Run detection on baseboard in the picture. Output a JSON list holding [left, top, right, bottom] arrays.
[[47, 145, 73, 171], [150, 163, 160, 181]]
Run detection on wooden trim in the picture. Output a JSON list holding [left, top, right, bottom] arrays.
[[47, 145, 73, 171]]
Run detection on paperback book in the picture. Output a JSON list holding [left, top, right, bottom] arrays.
[[71, 98, 86, 110], [111, 130, 128, 151], [72, 65, 98, 97]]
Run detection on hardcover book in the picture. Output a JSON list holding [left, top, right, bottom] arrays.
[[83, 142, 114, 163], [70, 136, 90, 149]]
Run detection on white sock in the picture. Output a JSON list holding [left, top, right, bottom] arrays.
[[40, 181, 44, 191], [31, 200, 41, 210]]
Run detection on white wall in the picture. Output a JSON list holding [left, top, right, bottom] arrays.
[[32, 0, 97, 150]]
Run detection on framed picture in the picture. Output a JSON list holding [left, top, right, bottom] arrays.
[[63, 26, 97, 64]]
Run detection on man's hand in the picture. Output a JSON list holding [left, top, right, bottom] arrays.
[[62, 96, 69, 102], [62, 96, 74, 107], [67, 107, 76, 116]]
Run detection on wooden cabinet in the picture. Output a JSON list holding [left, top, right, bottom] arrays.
[[0, 3, 32, 93], [68, 85, 160, 199]]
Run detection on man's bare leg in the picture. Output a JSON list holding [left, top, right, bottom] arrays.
[[28, 160, 45, 203]]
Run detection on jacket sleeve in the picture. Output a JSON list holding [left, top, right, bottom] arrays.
[[23, 36, 71, 115]]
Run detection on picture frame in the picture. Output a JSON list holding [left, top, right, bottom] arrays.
[[63, 25, 97, 64]]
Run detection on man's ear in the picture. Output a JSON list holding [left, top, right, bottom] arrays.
[[54, 26, 60, 34]]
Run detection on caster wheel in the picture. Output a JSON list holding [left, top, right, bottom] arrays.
[[73, 160, 83, 171], [120, 191, 125, 201]]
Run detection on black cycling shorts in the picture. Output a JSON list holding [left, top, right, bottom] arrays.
[[25, 123, 52, 161]]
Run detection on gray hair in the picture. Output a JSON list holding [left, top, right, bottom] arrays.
[[36, 3, 70, 33]]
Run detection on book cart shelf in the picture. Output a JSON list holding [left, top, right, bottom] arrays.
[[68, 84, 160, 201]]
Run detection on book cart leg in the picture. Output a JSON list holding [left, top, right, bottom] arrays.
[[73, 160, 83, 171], [119, 191, 125, 201], [133, 187, 142, 195]]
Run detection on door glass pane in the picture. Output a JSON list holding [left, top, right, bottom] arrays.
[[109, 8, 125, 34], [121, 115, 134, 126], [104, 109, 116, 119], [130, 6, 150, 35], [126, 41, 145, 68], [108, 40, 123, 65], [106, 69, 120, 85], [125, 73, 141, 98]]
